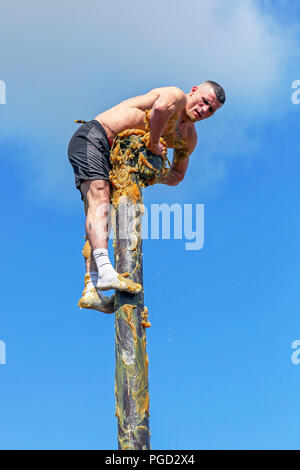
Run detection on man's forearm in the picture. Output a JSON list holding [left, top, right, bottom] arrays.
[[159, 168, 183, 186], [149, 106, 173, 146]]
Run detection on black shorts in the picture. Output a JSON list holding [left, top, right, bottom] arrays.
[[68, 120, 112, 196]]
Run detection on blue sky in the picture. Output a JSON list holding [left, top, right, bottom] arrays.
[[1, 0, 300, 450]]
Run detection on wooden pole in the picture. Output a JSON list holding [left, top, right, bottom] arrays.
[[109, 130, 167, 450]]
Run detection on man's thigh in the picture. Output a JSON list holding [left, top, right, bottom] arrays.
[[68, 120, 112, 193]]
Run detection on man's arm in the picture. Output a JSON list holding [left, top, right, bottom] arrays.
[[159, 148, 190, 186], [159, 128, 197, 186], [148, 87, 187, 152]]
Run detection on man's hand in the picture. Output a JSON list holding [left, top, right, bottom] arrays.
[[158, 146, 192, 186], [148, 140, 167, 158]]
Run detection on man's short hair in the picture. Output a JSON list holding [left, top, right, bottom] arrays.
[[205, 80, 226, 105]]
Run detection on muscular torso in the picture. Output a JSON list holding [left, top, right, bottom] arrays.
[[94, 87, 195, 150]]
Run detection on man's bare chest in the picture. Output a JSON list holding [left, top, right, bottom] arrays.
[[163, 116, 189, 149]]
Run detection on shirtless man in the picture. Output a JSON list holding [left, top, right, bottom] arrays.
[[68, 81, 226, 313]]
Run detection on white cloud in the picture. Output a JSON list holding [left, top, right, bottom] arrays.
[[0, 0, 298, 204]]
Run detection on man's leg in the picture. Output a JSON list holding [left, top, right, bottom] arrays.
[[78, 193, 115, 314], [80, 179, 142, 293], [82, 197, 98, 273], [78, 182, 116, 314], [81, 179, 110, 251]]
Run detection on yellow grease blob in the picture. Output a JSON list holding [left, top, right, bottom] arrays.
[[79, 273, 92, 303], [132, 261, 140, 276], [141, 306, 151, 328], [122, 304, 137, 342], [82, 239, 91, 260]]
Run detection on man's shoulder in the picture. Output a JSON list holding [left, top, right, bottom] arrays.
[[148, 86, 186, 102], [120, 86, 185, 108], [150, 85, 185, 94]]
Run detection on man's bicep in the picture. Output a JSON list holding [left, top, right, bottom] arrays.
[[166, 87, 187, 108]]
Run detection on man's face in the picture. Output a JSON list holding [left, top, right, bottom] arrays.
[[185, 83, 223, 122]]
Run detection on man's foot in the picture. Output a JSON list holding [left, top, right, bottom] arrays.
[[97, 273, 143, 294], [93, 248, 142, 294], [78, 274, 115, 314]]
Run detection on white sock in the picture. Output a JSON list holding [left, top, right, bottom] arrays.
[[93, 248, 118, 284]]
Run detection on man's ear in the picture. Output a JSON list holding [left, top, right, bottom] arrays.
[[190, 85, 198, 96]]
